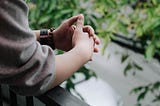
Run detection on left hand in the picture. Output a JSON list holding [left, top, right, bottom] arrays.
[[52, 15, 80, 51]]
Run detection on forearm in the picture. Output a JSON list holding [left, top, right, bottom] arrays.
[[51, 45, 88, 88], [32, 29, 87, 88]]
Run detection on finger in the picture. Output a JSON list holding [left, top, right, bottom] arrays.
[[93, 35, 100, 45], [71, 25, 76, 31], [76, 14, 84, 30], [94, 47, 99, 53], [83, 25, 100, 45], [69, 25, 76, 35], [67, 15, 79, 26], [83, 25, 95, 37]]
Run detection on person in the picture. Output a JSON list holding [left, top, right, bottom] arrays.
[[0, 0, 100, 96]]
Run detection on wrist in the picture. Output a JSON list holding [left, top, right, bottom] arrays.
[[74, 44, 92, 63], [50, 29, 58, 49], [39, 28, 55, 49]]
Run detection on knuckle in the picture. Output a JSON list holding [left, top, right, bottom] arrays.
[[86, 25, 94, 32], [86, 25, 93, 29]]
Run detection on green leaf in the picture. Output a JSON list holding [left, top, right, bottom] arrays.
[[107, 21, 118, 32], [101, 34, 111, 55], [152, 96, 160, 102], [136, 27, 143, 37], [152, 0, 157, 5], [66, 79, 75, 91], [145, 44, 155, 60], [121, 54, 129, 63], [137, 89, 147, 102], [92, 71, 97, 78], [135, 103, 142, 106], [38, 14, 52, 25], [47, 0, 57, 13], [124, 63, 132, 76], [71, 74, 76, 79], [134, 63, 143, 71], [130, 86, 144, 94], [156, 41, 160, 48], [60, 9, 72, 15], [153, 81, 160, 89]]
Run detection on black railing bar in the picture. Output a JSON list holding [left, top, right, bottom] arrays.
[[37, 86, 90, 106], [37, 94, 58, 106], [1, 95, 10, 106], [9, 88, 17, 106], [26, 96, 34, 106], [113, 33, 143, 48], [0, 85, 3, 106], [113, 33, 141, 42], [112, 36, 160, 62], [45, 102, 60, 106]]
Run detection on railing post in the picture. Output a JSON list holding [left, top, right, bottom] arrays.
[[9, 88, 17, 106], [0, 85, 3, 106], [26, 96, 34, 106], [45, 102, 60, 106]]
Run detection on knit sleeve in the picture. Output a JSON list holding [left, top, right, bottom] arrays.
[[0, 0, 56, 96]]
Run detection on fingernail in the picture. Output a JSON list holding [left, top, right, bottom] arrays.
[[78, 14, 84, 20]]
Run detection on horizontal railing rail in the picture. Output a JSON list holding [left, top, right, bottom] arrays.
[[0, 85, 90, 106], [112, 33, 160, 62], [38, 86, 90, 106]]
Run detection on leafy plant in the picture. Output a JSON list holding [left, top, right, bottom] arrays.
[[92, 0, 160, 105], [120, 53, 143, 76], [130, 81, 160, 105]]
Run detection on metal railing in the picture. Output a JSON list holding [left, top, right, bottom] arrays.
[[112, 33, 160, 62], [0, 85, 90, 106]]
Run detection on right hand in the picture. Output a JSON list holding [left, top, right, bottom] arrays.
[[72, 15, 94, 61]]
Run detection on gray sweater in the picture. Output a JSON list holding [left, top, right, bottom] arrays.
[[0, 0, 55, 96]]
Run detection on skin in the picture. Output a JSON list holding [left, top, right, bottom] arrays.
[[33, 14, 100, 88]]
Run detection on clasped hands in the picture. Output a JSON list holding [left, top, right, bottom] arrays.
[[52, 14, 100, 60]]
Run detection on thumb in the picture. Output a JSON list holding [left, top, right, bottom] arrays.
[[76, 14, 84, 30], [67, 15, 79, 26]]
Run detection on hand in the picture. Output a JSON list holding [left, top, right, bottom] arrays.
[[72, 25, 100, 52], [72, 15, 95, 61], [52, 14, 100, 53], [52, 15, 80, 51], [83, 25, 100, 52], [72, 25, 100, 53]]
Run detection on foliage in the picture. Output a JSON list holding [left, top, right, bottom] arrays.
[[94, 0, 160, 59], [92, 0, 160, 105], [26, 0, 160, 105], [130, 81, 160, 105]]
